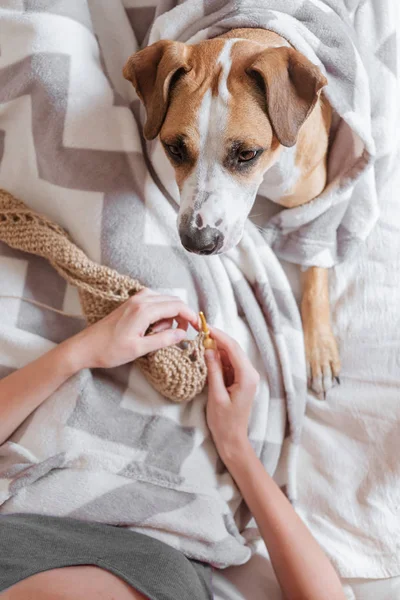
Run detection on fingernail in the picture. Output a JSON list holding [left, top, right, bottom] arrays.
[[175, 329, 186, 341]]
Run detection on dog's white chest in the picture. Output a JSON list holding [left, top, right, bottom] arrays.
[[258, 144, 301, 203]]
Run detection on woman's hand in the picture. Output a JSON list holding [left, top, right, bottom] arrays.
[[204, 327, 260, 462], [70, 289, 199, 371], [205, 329, 347, 600], [0, 289, 199, 446]]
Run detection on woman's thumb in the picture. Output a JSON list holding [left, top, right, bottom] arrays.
[[205, 349, 227, 398]]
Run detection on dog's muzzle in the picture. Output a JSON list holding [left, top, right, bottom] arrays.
[[180, 225, 224, 255]]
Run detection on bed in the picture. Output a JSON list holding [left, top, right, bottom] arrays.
[[0, 1, 399, 597]]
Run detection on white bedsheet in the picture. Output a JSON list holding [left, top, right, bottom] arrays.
[[213, 548, 400, 600], [295, 114, 400, 581]]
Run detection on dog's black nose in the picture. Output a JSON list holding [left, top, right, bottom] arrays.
[[180, 227, 224, 255]]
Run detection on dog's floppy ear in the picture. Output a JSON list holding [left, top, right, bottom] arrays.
[[123, 40, 191, 140], [246, 47, 327, 147]]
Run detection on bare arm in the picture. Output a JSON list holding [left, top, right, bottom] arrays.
[[0, 290, 198, 446], [0, 340, 78, 446], [224, 442, 344, 600], [205, 328, 346, 600]]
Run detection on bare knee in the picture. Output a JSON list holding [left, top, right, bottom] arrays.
[[1, 566, 146, 600]]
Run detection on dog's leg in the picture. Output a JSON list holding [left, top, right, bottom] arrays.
[[301, 267, 340, 396]]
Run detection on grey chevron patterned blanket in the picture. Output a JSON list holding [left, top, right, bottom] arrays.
[[0, 0, 396, 568]]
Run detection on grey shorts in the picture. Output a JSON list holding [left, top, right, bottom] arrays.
[[0, 514, 213, 599]]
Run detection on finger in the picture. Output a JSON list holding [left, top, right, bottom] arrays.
[[133, 288, 154, 299], [134, 293, 184, 304], [216, 349, 234, 387], [204, 349, 230, 403], [223, 366, 235, 388], [147, 318, 173, 334], [208, 327, 250, 385], [131, 291, 197, 320], [175, 316, 190, 332], [137, 301, 199, 331], [140, 328, 187, 354], [218, 348, 231, 369], [138, 298, 194, 332]]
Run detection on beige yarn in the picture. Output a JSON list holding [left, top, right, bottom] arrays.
[[0, 189, 207, 403]]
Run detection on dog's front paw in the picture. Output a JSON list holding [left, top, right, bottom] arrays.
[[304, 325, 340, 397]]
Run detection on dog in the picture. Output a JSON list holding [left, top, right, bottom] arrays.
[[123, 28, 340, 395]]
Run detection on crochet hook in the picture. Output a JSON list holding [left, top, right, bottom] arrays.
[[199, 311, 216, 350]]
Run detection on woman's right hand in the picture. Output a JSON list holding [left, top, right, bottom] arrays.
[[68, 289, 199, 371], [204, 327, 260, 463], [206, 328, 347, 600]]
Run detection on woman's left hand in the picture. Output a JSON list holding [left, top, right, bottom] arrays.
[[70, 289, 199, 370]]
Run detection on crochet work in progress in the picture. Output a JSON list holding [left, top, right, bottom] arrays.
[[0, 189, 207, 403]]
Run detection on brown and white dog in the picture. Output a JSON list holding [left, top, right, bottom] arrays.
[[123, 29, 340, 394]]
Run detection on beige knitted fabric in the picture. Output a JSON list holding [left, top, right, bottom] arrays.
[[0, 189, 207, 403]]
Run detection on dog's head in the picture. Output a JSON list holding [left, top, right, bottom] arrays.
[[123, 37, 326, 255]]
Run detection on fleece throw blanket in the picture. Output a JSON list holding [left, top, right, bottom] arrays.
[[0, 0, 305, 568], [0, 0, 393, 568]]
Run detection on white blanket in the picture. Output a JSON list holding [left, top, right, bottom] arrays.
[[0, 0, 305, 569]]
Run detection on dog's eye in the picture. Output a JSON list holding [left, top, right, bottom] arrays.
[[162, 137, 189, 163], [167, 144, 182, 158], [238, 150, 258, 162]]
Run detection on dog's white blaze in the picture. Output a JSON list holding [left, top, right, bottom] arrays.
[[181, 40, 254, 235], [179, 39, 259, 251], [216, 39, 234, 103], [259, 144, 301, 203], [198, 40, 234, 175]]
